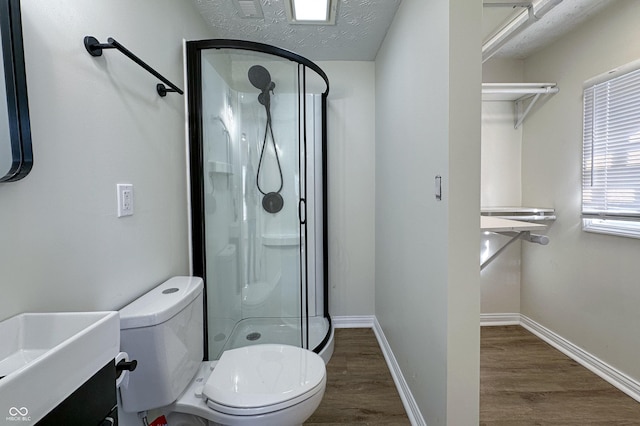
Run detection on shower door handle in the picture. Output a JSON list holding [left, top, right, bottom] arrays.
[[298, 199, 306, 224]]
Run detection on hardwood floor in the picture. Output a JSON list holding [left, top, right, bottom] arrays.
[[481, 325, 640, 425], [305, 328, 411, 425]]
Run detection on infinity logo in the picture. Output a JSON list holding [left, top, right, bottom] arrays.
[[8, 407, 28, 416]]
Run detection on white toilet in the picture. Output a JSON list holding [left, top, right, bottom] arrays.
[[118, 276, 326, 426]]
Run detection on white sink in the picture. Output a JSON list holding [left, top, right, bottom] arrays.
[[0, 311, 119, 423]]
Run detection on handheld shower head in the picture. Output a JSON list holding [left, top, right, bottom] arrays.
[[248, 64, 284, 214], [248, 65, 273, 91], [248, 65, 276, 106]]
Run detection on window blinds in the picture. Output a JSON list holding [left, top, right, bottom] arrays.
[[582, 65, 640, 220]]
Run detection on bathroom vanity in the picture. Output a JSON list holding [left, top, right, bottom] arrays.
[[36, 361, 118, 425], [0, 312, 120, 424]]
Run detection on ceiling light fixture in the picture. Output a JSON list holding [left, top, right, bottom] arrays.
[[285, 0, 337, 25]]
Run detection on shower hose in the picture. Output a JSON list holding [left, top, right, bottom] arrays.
[[256, 107, 283, 197]]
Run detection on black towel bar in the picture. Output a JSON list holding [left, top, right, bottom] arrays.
[[84, 36, 183, 97]]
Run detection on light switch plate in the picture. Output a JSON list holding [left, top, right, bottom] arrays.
[[117, 184, 134, 217]]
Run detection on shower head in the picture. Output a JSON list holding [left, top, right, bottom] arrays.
[[248, 65, 274, 91], [248, 65, 275, 106]]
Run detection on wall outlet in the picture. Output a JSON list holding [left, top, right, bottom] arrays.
[[117, 184, 134, 217]]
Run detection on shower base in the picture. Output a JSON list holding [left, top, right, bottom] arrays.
[[224, 316, 330, 353]]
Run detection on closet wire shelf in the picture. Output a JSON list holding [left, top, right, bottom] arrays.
[[482, 83, 558, 128], [480, 207, 555, 270]]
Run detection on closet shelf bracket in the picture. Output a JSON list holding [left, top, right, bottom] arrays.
[[480, 215, 550, 270], [84, 36, 183, 97], [482, 83, 558, 129]]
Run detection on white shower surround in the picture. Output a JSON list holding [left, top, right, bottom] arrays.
[[199, 50, 329, 360]]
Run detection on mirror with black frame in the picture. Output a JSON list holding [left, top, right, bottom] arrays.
[[0, 0, 32, 182]]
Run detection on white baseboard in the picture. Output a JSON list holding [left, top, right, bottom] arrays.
[[480, 313, 520, 326], [372, 318, 426, 426], [482, 313, 640, 403], [520, 315, 640, 403], [333, 316, 425, 425], [336, 313, 640, 423], [332, 315, 375, 328]]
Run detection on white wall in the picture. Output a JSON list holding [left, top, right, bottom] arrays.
[[480, 59, 524, 314], [480, 101, 522, 207], [521, 0, 640, 382], [0, 0, 376, 323], [483, 58, 525, 84], [317, 61, 376, 317], [0, 0, 213, 320], [446, 2, 482, 423], [375, 0, 481, 424]]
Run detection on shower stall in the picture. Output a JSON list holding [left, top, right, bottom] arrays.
[[186, 40, 332, 362]]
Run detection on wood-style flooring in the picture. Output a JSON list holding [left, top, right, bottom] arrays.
[[305, 328, 411, 425], [481, 325, 640, 425], [306, 325, 640, 425]]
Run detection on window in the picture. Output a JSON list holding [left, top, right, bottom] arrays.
[[582, 59, 640, 238]]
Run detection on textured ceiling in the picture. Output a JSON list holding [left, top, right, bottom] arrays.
[[193, 0, 402, 61], [486, 0, 614, 59], [194, 0, 615, 62]]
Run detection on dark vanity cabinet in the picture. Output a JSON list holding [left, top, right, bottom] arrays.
[[36, 360, 118, 426]]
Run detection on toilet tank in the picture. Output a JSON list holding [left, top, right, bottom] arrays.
[[119, 276, 204, 413]]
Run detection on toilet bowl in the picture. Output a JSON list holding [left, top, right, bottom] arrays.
[[117, 276, 326, 426]]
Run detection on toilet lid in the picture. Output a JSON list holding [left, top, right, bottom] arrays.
[[202, 344, 326, 411]]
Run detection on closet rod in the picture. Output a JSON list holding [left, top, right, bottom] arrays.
[[84, 36, 183, 97]]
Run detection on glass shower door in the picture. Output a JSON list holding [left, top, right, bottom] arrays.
[[193, 47, 310, 360]]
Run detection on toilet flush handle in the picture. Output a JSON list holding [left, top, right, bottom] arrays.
[[116, 359, 138, 378]]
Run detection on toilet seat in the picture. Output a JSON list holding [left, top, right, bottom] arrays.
[[202, 344, 326, 416], [206, 378, 326, 416]]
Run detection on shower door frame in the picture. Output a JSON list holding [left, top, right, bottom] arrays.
[[185, 39, 331, 359]]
